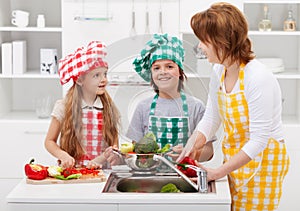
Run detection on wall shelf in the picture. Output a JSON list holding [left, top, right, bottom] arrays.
[[249, 31, 300, 36], [244, 0, 300, 3], [0, 70, 59, 79], [0, 27, 62, 32]]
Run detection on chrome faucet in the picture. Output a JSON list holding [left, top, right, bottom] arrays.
[[153, 154, 208, 193]]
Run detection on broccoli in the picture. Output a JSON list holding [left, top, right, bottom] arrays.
[[160, 183, 180, 193], [134, 132, 159, 154]]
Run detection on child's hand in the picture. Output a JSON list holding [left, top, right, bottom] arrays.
[[104, 146, 124, 166], [86, 160, 102, 169], [58, 152, 75, 168], [167, 145, 183, 161]]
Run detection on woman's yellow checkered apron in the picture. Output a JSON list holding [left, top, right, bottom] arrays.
[[217, 64, 289, 211]]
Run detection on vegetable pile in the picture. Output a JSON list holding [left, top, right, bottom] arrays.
[[120, 132, 171, 154], [24, 158, 100, 181], [134, 132, 159, 153]]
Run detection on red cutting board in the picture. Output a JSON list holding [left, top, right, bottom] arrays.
[[26, 171, 106, 185]]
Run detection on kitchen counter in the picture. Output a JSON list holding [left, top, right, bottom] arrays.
[[6, 170, 231, 211]]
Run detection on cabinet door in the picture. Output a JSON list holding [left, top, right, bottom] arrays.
[[179, 0, 243, 33], [0, 179, 21, 211], [278, 126, 300, 211], [119, 204, 230, 211], [0, 121, 56, 178], [7, 203, 118, 211]]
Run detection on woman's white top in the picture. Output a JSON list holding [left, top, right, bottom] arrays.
[[197, 59, 284, 159]]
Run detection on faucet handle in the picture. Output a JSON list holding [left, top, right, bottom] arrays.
[[184, 165, 205, 173]]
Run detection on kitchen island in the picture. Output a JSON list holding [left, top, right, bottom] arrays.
[[6, 170, 231, 211]]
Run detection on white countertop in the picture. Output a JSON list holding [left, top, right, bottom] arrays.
[[6, 171, 231, 205]]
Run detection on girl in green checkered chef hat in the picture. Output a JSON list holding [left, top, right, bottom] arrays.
[[133, 33, 187, 94], [128, 34, 213, 163]]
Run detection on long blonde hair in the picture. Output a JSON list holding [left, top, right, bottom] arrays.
[[60, 83, 120, 160]]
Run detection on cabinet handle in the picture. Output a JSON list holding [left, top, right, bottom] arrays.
[[24, 131, 47, 135]]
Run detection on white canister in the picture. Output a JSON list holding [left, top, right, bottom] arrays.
[[40, 48, 57, 75], [37, 14, 45, 28]]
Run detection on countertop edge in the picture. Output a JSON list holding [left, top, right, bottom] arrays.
[[6, 175, 231, 205]]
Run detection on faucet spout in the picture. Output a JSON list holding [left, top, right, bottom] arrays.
[[153, 154, 208, 193]]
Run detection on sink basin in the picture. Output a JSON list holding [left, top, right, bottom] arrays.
[[102, 172, 216, 193]]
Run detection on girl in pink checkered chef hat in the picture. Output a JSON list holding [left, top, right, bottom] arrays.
[[45, 41, 122, 169]]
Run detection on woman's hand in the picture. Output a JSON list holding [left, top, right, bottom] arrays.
[[196, 163, 226, 182], [177, 131, 206, 162]]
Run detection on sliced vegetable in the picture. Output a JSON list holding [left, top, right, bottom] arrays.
[[177, 156, 197, 177], [62, 167, 99, 178], [24, 158, 48, 180], [54, 173, 82, 180], [47, 166, 63, 177]]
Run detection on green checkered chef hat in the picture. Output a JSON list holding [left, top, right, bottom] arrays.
[[133, 34, 185, 82]]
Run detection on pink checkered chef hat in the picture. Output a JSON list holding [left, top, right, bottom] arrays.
[[58, 41, 108, 85]]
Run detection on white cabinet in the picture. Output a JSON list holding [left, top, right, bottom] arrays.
[[0, 179, 21, 211], [0, 121, 57, 178], [280, 126, 300, 211], [244, 0, 300, 125], [0, 0, 62, 121]]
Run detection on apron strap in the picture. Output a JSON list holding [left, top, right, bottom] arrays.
[[221, 63, 246, 91], [149, 91, 189, 116]]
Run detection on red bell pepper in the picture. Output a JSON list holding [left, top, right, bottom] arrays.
[[177, 156, 197, 177], [24, 158, 48, 180]]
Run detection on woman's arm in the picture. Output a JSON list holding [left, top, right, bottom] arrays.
[[202, 150, 251, 181]]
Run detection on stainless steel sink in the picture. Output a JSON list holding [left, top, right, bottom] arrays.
[[102, 172, 216, 193]]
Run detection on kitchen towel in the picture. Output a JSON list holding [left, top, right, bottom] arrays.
[[12, 40, 27, 74], [1, 42, 13, 75]]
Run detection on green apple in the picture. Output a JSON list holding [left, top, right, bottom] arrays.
[[120, 142, 134, 154]]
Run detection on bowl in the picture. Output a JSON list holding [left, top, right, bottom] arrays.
[[122, 153, 162, 172]]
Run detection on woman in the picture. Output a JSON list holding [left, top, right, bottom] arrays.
[[178, 3, 290, 211]]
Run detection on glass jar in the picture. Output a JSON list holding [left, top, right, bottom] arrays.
[[284, 10, 296, 31], [258, 5, 272, 32]]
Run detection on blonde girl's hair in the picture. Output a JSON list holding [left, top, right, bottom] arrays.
[[190, 2, 255, 66], [60, 83, 120, 161]]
